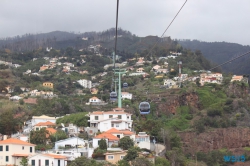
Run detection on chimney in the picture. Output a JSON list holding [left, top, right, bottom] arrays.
[[3, 135, 8, 140]]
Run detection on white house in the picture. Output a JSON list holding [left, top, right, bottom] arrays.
[[9, 95, 22, 101], [0, 138, 36, 166], [163, 79, 176, 88], [89, 96, 102, 103], [31, 115, 57, 126], [121, 92, 133, 100], [28, 153, 67, 166], [200, 73, 223, 86], [135, 132, 151, 150], [77, 79, 92, 89], [55, 137, 88, 150], [88, 108, 133, 132], [105, 128, 135, 141], [93, 132, 119, 148]]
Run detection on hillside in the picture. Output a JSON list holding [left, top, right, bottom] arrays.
[[178, 39, 250, 74]]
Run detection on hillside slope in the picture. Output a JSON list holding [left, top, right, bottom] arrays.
[[178, 39, 250, 74]]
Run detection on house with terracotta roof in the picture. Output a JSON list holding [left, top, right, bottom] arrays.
[[34, 121, 56, 131], [104, 148, 127, 164], [88, 108, 133, 132], [230, 75, 248, 83], [200, 72, 223, 86], [121, 92, 133, 100], [93, 132, 120, 148], [28, 153, 67, 166], [30, 115, 57, 127], [105, 128, 135, 140], [0, 138, 35, 166]]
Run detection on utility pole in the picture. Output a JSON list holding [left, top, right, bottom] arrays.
[[114, 69, 126, 108]]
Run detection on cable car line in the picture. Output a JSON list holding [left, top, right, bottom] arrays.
[[209, 50, 250, 71], [146, 0, 188, 58]]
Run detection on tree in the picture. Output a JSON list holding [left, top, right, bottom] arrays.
[[20, 157, 28, 166], [30, 128, 49, 145], [155, 157, 170, 166], [0, 110, 19, 136], [118, 136, 134, 150], [123, 146, 140, 161], [131, 157, 153, 166], [69, 156, 106, 166], [49, 130, 67, 143], [98, 139, 107, 150]]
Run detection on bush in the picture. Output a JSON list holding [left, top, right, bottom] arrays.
[[207, 109, 222, 117]]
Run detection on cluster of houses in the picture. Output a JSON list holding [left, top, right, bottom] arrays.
[[0, 107, 155, 165]]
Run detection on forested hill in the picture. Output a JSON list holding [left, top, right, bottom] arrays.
[[178, 39, 250, 74]]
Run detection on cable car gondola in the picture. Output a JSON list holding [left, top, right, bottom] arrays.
[[139, 102, 150, 115], [110, 91, 118, 101], [123, 82, 128, 88]]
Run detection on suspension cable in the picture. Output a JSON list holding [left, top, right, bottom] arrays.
[[209, 51, 250, 71], [146, 0, 187, 57]]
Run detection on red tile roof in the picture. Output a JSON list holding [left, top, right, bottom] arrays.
[[106, 128, 135, 136], [94, 132, 119, 141], [0, 138, 35, 146], [35, 121, 56, 126], [46, 128, 57, 134], [43, 154, 67, 159]]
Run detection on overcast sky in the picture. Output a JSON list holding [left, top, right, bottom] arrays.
[[1, 0, 250, 45]]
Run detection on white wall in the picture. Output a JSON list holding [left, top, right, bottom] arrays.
[[28, 155, 67, 166], [55, 137, 88, 150]]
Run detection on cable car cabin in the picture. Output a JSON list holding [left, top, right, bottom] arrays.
[[139, 102, 150, 115], [123, 82, 128, 88], [110, 91, 118, 101]]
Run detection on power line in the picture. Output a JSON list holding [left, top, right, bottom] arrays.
[[114, 0, 119, 69], [209, 51, 250, 71], [146, 0, 188, 57]]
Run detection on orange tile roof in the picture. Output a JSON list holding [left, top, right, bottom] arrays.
[[43, 154, 67, 159], [12, 154, 29, 157], [119, 130, 135, 135], [94, 132, 119, 141], [46, 128, 57, 134], [35, 121, 56, 126], [106, 128, 135, 135], [0, 138, 35, 146]]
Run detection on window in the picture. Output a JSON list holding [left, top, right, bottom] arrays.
[[39, 159, 41, 166], [116, 124, 119, 127], [22, 146, 24, 150], [107, 155, 114, 160], [120, 156, 125, 159], [36, 128, 39, 131], [6, 156, 8, 162], [30, 147, 33, 153], [45, 160, 49, 166], [95, 116, 99, 120], [127, 116, 129, 119], [118, 115, 121, 119], [117, 135, 120, 138], [58, 159, 60, 166], [109, 115, 113, 118], [6, 146, 8, 151], [111, 124, 114, 127], [31, 160, 35, 166], [0, 146, 2, 151]]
